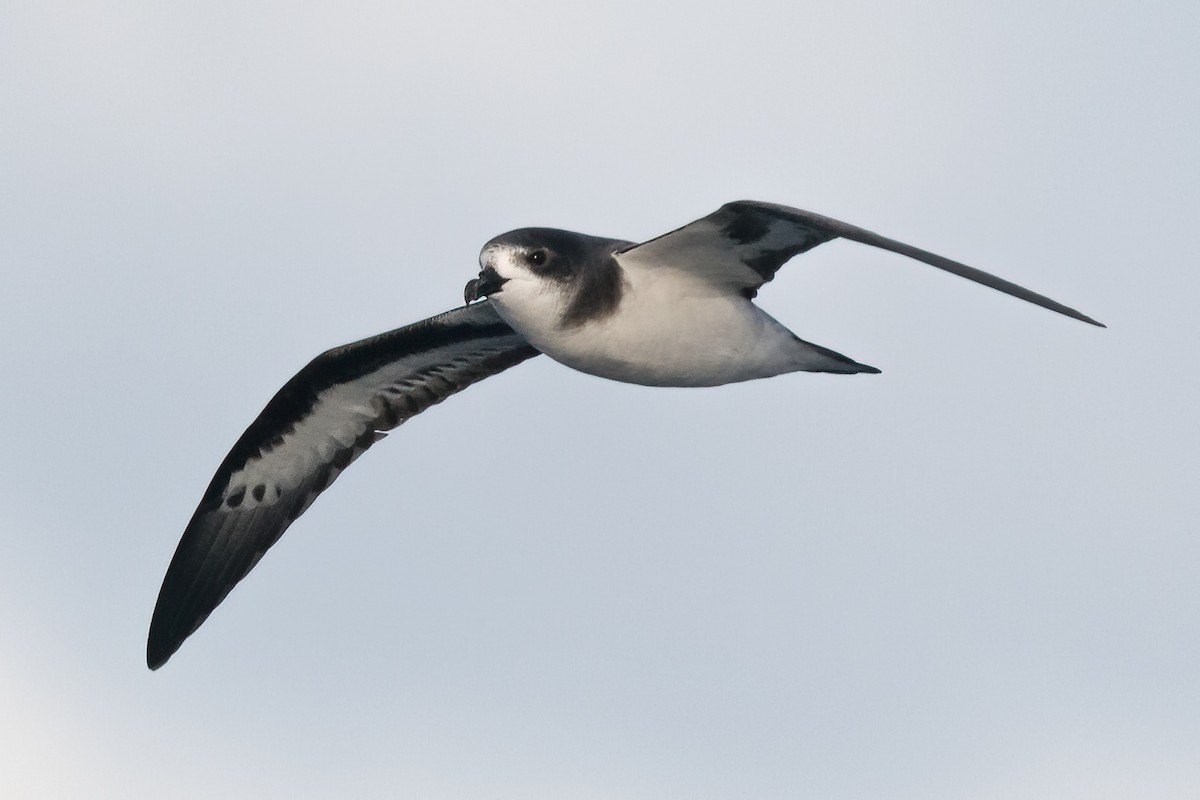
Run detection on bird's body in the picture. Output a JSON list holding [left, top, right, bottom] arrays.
[[487, 244, 869, 386], [147, 200, 1102, 669]]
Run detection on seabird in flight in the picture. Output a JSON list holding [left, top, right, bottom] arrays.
[[147, 200, 1102, 669]]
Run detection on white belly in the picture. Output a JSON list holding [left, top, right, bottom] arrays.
[[493, 269, 807, 387]]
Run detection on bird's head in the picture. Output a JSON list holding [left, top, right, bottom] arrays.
[[464, 228, 630, 331]]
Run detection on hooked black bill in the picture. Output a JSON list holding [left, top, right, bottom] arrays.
[[464, 266, 507, 304]]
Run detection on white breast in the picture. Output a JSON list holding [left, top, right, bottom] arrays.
[[492, 265, 808, 388]]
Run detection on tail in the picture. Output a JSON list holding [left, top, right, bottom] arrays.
[[791, 334, 881, 374]]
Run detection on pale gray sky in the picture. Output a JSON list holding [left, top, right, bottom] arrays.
[[3, 2, 1199, 798]]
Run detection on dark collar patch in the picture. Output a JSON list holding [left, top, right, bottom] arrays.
[[561, 249, 627, 328]]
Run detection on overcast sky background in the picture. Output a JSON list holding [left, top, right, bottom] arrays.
[[3, 2, 1198, 798]]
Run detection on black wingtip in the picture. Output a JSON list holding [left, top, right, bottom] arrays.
[[146, 621, 179, 670], [1051, 302, 1106, 328]]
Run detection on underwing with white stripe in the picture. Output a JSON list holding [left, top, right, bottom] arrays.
[[147, 301, 538, 669]]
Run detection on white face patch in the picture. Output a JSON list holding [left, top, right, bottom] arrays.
[[478, 243, 573, 347], [481, 243, 540, 285]]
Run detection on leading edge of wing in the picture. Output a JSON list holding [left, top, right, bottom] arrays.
[[147, 302, 539, 669]]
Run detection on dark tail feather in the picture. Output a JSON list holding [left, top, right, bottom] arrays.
[[792, 335, 881, 374]]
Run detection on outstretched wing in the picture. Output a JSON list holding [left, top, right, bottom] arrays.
[[617, 200, 1103, 326], [147, 301, 539, 669]]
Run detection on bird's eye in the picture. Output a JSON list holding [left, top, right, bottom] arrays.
[[527, 250, 547, 267]]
